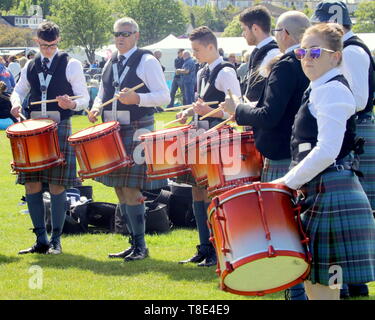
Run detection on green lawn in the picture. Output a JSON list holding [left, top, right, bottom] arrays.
[[0, 113, 373, 300]]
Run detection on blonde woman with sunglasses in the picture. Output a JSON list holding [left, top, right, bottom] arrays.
[[272, 23, 375, 300]]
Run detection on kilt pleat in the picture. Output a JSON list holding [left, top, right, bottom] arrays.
[[94, 115, 168, 190], [356, 119, 375, 210], [16, 118, 77, 187], [261, 158, 291, 182], [301, 169, 375, 285]]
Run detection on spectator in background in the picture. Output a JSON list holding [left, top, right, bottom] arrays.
[[27, 50, 36, 60], [237, 50, 251, 90], [153, 49, 165, 72], [228, 53, 240, 69], [166, 48, 185, 108], [176, 50, 196, 105], [8, 56, 21, 83], [83, 60, 90, 69], [18, 56, 28, 69], [99, 57, 106, 69], [0, 56, 15, 93]]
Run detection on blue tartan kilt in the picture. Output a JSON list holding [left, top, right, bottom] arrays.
[[300, 169, 375, 285], [356, 118, 375, 210], [94, 114, 168, 190], [16, 118, 78, 187], [261, 158, 291, 182]]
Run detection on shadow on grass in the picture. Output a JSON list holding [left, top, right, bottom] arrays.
[[0, 254, 21, 265], [31, 253, 218, 282]]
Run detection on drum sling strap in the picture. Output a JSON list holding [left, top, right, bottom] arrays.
[[36, 57, 61, 117], [112, 59, 130, 121]]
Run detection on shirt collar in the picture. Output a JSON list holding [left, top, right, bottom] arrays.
[[285, 43, 300, 54], [118, 46, 138, 61], [40, 49, 58, 64], [311, 68, 341, 90], [257, 36, 274, 49], [208, 56, 223, 72], [343, 30, 355, 42]]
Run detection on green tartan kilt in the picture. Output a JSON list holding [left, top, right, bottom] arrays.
[[300, 169, 375, 285]]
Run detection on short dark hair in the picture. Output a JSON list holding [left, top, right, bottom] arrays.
[[189, 26, 218, 49], [37, 21, 60, 42], [239, 5, 272, 34]]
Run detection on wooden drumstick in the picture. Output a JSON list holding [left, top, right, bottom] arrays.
[[199, 106, 224, 120], [18, 113, 27, 121], [164, 100, 219, 112], [163, 107, 193, 127], [206, 115, 235, 134], [98, 83, 145, 109], [30, 95, 83, 105]]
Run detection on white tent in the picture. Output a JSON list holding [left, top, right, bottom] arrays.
[[357, 33, 375, 52]]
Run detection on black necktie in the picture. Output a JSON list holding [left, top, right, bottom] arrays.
[[249, 47, 259, 70], [118, 55, 126, 75], [301, 87, 312, 105], [203, 66, 210, 82], [42, 57, 49, 75]]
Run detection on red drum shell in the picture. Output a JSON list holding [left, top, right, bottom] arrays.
[[6, 118, 65, 172], [68, 121, 131, 180], [208, 182, 310, 296]]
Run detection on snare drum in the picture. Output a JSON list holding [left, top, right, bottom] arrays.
[[6, 118, 65, 172], [208, 182, 310, 296], [202, 130, 263, 198], [140, 125, 191, 180], [68, 121, 131, 180]]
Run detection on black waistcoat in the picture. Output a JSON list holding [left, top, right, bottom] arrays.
[[245, 40, 279, 102], [197, 62, 236, 127], [101, 49, 154, 121], [26, 52, 74, 120], [343, 35, 375, 118], [290, 75, 356, 164]]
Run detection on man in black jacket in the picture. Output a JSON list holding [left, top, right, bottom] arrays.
[[166, 49, 185, 108]]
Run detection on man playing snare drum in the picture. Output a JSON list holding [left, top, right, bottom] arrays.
[[10, 21, 89, 255], [88, 17, 170, 262]]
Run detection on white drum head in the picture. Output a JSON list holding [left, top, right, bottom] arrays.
[[8, 119, 54, 133], [70, 121, 117, 139]]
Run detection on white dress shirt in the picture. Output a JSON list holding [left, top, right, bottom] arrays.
[[93, 46, 170, 109], [341, 31, 370, 111], [283, 68, 356, 190], [11, 50, 89, 111], [256, 36, 281, 77], [197, 56, 241, 98], [8, 62, 21, 81]]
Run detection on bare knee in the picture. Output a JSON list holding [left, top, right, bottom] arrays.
[[49, 184, 65, 195], [192, 186, 206, 201], [25, 182, 42, 195]]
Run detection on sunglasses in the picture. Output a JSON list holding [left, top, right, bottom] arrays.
[[271, 28, 289, 36], [113, 31, 137, 38], [294, 47, 336, 60]]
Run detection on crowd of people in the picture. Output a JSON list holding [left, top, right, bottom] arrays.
[[2, 1, 375, 301]]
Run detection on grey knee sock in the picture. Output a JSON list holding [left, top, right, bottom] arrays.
[[50, 191, 67, 244], [26, 191, 48, 245], [125, 204, 146, 249]]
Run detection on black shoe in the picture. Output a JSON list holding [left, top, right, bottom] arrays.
[[197, 255, 217, 267], [108, 246, 134, 259], [178, 245, 207, 264], [124, 247, 149, 261], [18, 242, 50, 255], [47, 242, 62, 255], [348, 284, 369, 297]]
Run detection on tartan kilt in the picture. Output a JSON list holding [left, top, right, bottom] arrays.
[[300, 169, 375, 285], [16, 118, 78, 187], [94, 114, 168, 190], [261, 158, 291, 182], [356, 118, 375, 210]]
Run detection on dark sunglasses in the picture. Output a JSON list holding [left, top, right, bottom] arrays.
[[294, 47, 335, 60], [113, 31, 137, 38]]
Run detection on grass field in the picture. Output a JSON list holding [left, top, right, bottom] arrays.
[[0, 112, 373, 300]]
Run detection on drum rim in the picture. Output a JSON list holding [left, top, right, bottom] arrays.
[[208, 182, 293, 217], [139, 125, 192, 141], [68, 121, 119, 143], [199, 131, 255, 151], [6, 118, 57, 137]]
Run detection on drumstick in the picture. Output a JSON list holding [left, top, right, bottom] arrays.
[[98, 83, 145, 109], [199, 106, 224, 120], [30, 95, 83, 105], [164, 101, 219, 112], [163, 118, 185, 127], [85, 108, 93, 117], [243, 96, 251, 104], [18, 113, 27, 121], [206, 115, 235, 134]]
